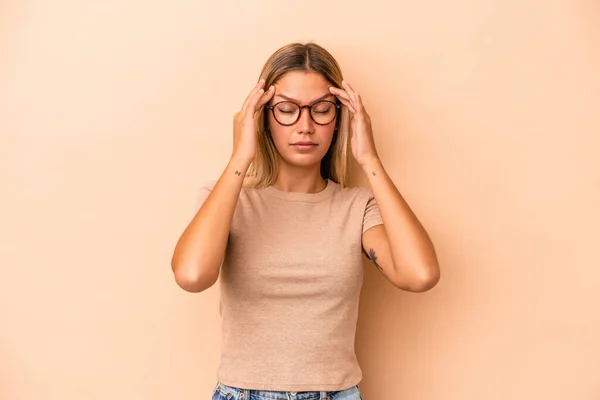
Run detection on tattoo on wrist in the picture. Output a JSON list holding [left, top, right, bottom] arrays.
[[368, 248, 383, 271], [372, 171, 377, 176], [234, 170, 242, 176]]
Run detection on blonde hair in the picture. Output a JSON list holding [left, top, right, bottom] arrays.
[[245, 42, 350, 188]]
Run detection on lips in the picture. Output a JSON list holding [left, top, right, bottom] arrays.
[[292, 142, 317, 146], [291, 142, 317, 151]]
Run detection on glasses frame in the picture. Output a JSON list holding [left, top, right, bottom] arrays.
[[265, 100, 341, 126]]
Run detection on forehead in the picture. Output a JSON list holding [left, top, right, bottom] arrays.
[[274, 71, 331, 102]]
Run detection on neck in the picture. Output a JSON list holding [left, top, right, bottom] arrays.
[[273, 162, 327, 193]]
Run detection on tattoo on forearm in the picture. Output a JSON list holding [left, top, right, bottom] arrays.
[[368, 248, 383, 271], [234, 170, 242, 176], [372, 171, 377, 176]]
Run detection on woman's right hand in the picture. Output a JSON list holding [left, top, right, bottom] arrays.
[[231, 79, 275, 164]]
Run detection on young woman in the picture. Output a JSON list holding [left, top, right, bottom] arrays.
[[171, 42, 440, 400]]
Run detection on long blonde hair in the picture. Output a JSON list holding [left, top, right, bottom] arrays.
[[245, 42, 350, 188]]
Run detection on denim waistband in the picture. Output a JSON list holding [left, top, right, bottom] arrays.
[[213, 381, 363, 400]]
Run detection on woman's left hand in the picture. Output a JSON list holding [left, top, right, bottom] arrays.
[[329, 81, 380, 168]]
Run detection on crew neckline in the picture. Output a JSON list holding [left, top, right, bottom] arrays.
[[264, 179, 336, 202]]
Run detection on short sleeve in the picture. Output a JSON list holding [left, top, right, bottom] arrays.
[[362, 189, 384, 234]]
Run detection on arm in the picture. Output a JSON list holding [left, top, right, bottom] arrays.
[[171, 157, 250, 293], [361, 159, 440, 292], [329, 80, 440, 292], [171, 78, 275, 293]]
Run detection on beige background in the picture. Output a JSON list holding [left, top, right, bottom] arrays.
[[2, 0, 599, 399]]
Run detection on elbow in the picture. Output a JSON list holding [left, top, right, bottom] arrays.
[[394, 263, 440, 293], [171, 262, 218, 293], [410, 271, 440, 292]]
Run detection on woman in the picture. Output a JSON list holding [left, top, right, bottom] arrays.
[[171, 42, 440, 400]]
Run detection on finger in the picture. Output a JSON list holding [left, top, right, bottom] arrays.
[[341, 80, 358, 105], [333, 84, 356, 110], [245, 85, 268, 116], [354, 91, 364, 113], [337, 96, 356, 114], [333, 94, 356, 114], [329, 86, 352, 102], [342, 81, 365, 113], [241, 79, 265, 112], [342, 80, 354, 94], [329, 87, 356, 113], [255, 85, 276, 110], [241, 79, 265, 114]]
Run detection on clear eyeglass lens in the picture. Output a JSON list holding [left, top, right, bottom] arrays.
[[273, 102, 299, 125], [311, 101, 336, 124], [273, 101, 336, 125]]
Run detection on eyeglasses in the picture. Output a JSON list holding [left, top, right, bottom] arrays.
[[265, 100, 341, 126]]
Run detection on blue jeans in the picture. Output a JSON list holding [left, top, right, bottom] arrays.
[[212, 381, 364, 400]]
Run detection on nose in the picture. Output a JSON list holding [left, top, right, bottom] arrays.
[[296, 107, 314, 134]]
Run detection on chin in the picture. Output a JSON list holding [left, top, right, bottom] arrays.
[[281, 153, 324, 168]]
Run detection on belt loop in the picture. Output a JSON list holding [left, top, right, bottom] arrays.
[[320, 390, 326, 400]]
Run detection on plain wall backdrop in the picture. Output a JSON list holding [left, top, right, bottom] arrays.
[[1, 0, 599, 399]]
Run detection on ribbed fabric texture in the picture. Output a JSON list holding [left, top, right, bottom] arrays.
[[196, 179, 383, 391]]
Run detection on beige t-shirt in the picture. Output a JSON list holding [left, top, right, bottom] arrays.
[[196, 178, 384, 392]]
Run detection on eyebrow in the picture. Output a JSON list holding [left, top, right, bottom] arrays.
[[274, 93, 335, 104]]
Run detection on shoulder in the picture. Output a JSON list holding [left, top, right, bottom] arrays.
[[331, 181, 374, 202], [328, 181, 375, 213]]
